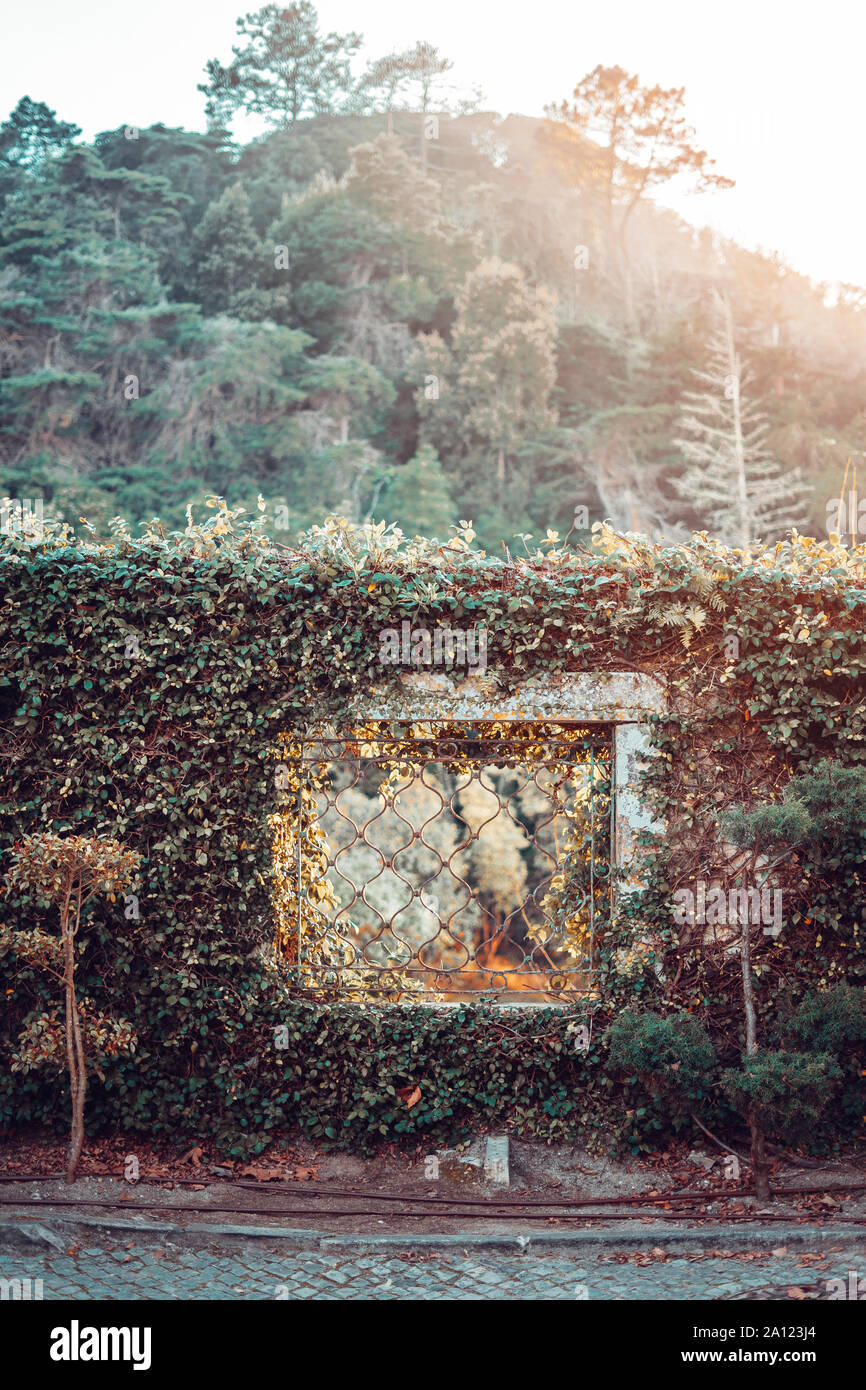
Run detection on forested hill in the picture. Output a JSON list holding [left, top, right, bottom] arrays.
[[1, 26, 865, 551]]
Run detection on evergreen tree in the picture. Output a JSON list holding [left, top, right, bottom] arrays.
[[344, 132, 440, 225], [0, 220, 195, 490], [266, 160, 470, 368], [545, 65, 733, 328], [674, 293, 812, 546], [378, 445, 455, 538], [355, 51, 417, 131], [0, 96, 80, 197], [190, 183, 268, 317], [55, 145, 188, 248], [93, 124, 236, 294], [417, 259, 558, 510], [199, 3, 361, 130], [400, 41, 454, 115]]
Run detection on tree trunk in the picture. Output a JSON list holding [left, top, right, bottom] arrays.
[[740, 916, 771, 1204], [66, 995, 87, 1185], [749, 1105, 771, 1204], [63, 937, 84, 1181], [720, 294, 752, 548], [62, 894, 86, 1184]]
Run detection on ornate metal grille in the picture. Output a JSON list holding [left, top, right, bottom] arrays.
[[275, 721, 612, 1003]]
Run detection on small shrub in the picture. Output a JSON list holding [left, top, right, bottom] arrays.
[[778, 985, 866, 1132], [604, 1009, 717, 1113], [721, 1050, 841, 1144], [780, 985, 866, 1054], [3, 832, 141, 1181]]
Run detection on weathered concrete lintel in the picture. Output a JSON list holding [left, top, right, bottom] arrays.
[[352, 670, 666, 725], [350, 671, 665, 876]]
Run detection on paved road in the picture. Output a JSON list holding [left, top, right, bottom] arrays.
[[2, 1235, 864, 1300]]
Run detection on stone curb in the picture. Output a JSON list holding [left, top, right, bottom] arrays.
[[1, 1213, 864, 1255]]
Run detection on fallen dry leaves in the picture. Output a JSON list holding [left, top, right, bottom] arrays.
[[239, 1165, 284, 1182]]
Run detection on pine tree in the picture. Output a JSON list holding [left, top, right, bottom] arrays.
[[190, 183, 264, 317], [545, 66, 733, 331], [199, 3, 361, 130], [0, 96, 80, 199], [417, 259, 558, 510], [674, 293, 811, 547], [344, 132, 440, 225], [378, 445, 455, 538]]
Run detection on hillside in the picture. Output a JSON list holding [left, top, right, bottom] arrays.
[[2, 53, 865, 551]]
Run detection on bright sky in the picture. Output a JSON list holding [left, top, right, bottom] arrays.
[[2, 0, 864, 287]]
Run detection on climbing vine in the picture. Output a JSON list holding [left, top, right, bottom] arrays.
[[0, 503, 864, 1152]]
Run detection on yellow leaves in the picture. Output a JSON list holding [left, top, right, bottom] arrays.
[[448, 520, 476, 550], [684, 604, 708, 631], [652, 600, 708, 649]]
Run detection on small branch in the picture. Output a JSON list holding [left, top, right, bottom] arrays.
[[690, 1113, 748, 1164]]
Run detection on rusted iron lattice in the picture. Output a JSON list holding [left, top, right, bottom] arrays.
[[277, 721, 613, 1003]]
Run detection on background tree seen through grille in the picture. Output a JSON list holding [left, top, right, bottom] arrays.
[[276, 723, 612, 1001]]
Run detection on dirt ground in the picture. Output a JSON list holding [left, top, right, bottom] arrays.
[[1, 1130, 865, 1237]]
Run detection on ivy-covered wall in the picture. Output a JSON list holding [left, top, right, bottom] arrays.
[[1, 509, 864, 1154]]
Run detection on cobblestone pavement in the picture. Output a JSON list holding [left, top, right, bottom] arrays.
[[2, 1236, 865, 1300]]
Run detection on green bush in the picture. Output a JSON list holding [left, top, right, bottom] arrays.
[[604, 1009, 717, 1113], [0, 999, 609, 1157], [721, 1050, 842, 1143], [778, 985, 866, 1131], [780, 985, 866, 1054]]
